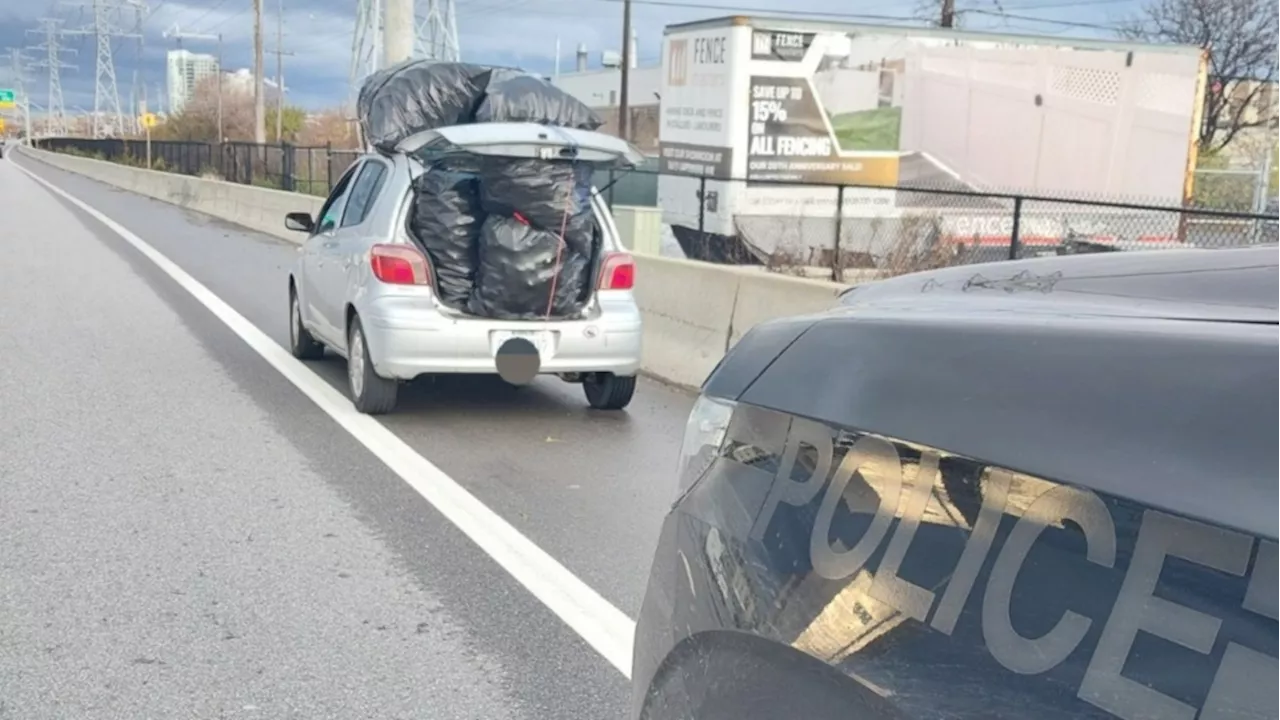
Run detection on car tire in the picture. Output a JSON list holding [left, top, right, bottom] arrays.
[[583, 373, 636, 410], [289, 287, 325, 360], [347, 315, 398, 415]]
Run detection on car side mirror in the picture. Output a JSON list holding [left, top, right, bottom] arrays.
[[285, 212, 315, 233]]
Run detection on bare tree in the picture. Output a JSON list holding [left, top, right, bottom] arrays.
[[296, 109, 361, 149], [909, 0, 967, 27], [156, 75, 304, 143], [1121, 0, 1278, 153], [907, 0, 1021, 28]]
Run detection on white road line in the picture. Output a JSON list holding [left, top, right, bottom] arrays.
[[14, 160, 638, 678]]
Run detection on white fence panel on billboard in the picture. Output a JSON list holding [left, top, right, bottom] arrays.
[[900, 44, 1198, 204]]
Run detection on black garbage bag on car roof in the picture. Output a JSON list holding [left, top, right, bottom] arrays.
[[474, 73, 604, 131], [477, 157, 597, 255], [408, 164, 484, 308], [358, 61, 601, 152], [467, 215, 594, 320], [357, 61, 501, 151]]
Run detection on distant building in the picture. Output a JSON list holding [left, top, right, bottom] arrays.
[[551, 50, 662, 152], [166, 49, 219, 115], [553, 66, 662, 110]]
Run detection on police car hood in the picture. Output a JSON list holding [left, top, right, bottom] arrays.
[[837, 245, 1278, 325]]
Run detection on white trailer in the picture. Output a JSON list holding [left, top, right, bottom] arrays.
[[656, 16, 1208, 265]]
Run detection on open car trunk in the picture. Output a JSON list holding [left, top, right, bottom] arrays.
[[398, 122, 643, 322]]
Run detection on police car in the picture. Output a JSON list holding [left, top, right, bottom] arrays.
[[631, 245, 1278, 720]]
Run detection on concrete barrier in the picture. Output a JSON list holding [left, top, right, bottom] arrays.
[[18, 145, 852, 388], [21, 146, 323, 243]]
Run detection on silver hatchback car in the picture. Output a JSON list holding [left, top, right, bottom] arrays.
[[285, 123, 645, 415]]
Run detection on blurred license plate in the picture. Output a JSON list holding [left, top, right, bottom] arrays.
[[491, 330, 553, 359]]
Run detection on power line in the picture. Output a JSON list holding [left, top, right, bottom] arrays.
[[556, 0, 921, 23], [1001, 0, 1135, 8], [202, 0, 254, 33], [458, 0, 1128, 32], [964, 7, 1122, 31], [187, 0, 237, 30]]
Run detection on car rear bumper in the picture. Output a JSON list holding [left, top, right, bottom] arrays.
[[361, 295, 643, 380]]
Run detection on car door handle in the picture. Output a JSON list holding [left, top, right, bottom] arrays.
[[322, 241, 339, 249]]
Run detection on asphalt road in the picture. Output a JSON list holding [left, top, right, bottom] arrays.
[[0, 151, 695, 718]]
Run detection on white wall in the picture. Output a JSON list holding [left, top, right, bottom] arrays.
[[553, 66, 662, 109]]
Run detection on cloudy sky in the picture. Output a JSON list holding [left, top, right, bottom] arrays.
[[0, 0, 1145, 113]]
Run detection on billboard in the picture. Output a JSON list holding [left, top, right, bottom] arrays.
[[741, 27, 1203, 203], [745, 29, 900, 189], [658, 29, 736, 178], [657, 19, 1205, 260]]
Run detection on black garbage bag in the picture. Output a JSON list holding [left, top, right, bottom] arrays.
[[409, 166, 483, 307], [358, 61, 500, 151], [468, 215, 594, 320], [478, 158, 596, 253], [475, 74, 604, 130]]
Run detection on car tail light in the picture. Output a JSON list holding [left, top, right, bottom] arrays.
[[371, 244, 431, 286], [675, 395, 736, 501], [598, 252, 635, 290]]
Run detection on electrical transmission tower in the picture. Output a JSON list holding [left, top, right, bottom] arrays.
[[63, 0, 144, 138], [6, 50, 36, 139], [350, 0, 384, 91], [416, 0, 460, 63], [350, 0, 460, 93], [27, 17, 78, 137]]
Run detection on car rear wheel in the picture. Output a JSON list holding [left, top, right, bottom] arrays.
[[583, 373, 636, 410], [289, 287, 325, 360], [347, 315, 398, 415]]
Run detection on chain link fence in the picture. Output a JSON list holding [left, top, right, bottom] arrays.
[[608, 169, 1278, 282], [35, 137, 1277, 282]]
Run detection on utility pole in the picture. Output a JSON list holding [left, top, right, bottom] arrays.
[[270, 0, 295, 142], [618, 0, 632, 142], [276, 0, 284, 140], [162, 26, 224, 141], [253, 0, 266, 143], [27, 17, 78, 137], [130, 0, 145, 136], [940, 0, 956, 27], [62, 0, 142, 138], [1254, 4, 1274, 212], [384, 0, 414, 67]]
